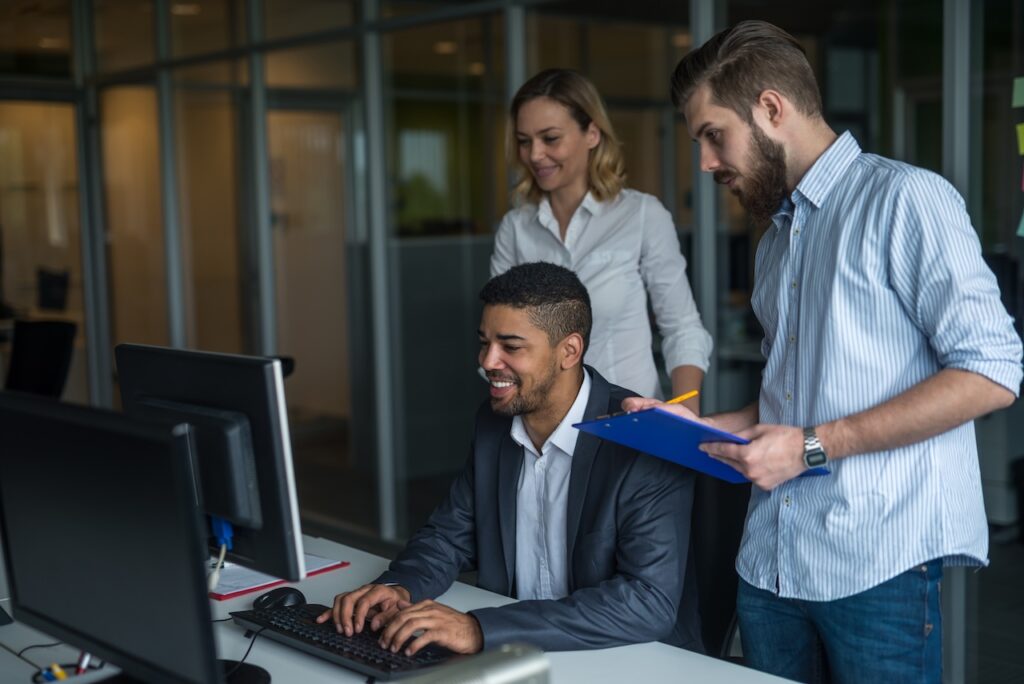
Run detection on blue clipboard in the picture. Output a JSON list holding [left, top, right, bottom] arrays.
[[574, 408, 827, 484]]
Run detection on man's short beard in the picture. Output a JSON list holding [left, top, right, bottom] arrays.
[[490, 360, 559, 417], [736, 124, 789, 227]]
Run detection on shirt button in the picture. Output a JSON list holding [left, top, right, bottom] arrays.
[[789, 335, 796, 343], [791, 280, 797, 289], [794, 228, 801, 235], [785, 392, 792, 401], [784, 496, 792, 507]]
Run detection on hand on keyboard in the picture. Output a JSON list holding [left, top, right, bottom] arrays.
[[232, 603, 454, 680], [377, 599, 483, 657], [318, 583, 411, 637]]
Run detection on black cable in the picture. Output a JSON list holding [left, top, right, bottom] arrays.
[[211, 617, 234, 623], [224, 627, 264, 679], [16, 642, 62, 659], [0, 639, 39, 669]]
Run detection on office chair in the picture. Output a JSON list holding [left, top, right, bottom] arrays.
[[276, 355, 295, 378], [36, 267, 70, 311], [3, 319, 77, 398], [691, 473, 751, 659]]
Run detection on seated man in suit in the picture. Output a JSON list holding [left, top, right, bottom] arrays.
[[318, 262, 701, 656]]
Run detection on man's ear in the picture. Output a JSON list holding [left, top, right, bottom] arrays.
[[559, 332, 585, 370], [754, 89, 785, 128]]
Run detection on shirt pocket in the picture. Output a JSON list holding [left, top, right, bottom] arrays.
[[574, 250, 641, 330]]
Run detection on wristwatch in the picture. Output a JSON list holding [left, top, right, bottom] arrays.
[[802, 427, 828, 469]]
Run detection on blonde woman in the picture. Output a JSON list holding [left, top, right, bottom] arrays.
[[490, 68, 711, 411]]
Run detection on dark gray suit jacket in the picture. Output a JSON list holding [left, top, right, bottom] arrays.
[[376, 367, 702, 653]]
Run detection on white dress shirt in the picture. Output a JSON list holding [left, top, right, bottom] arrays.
[[510, 370, 592, 601], [491, 189, 712, 397]]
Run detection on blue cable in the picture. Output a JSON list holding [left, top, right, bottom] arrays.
[[210, 516, 234, 551]]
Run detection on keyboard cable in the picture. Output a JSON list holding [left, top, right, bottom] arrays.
[[224, 627, 265, 679]]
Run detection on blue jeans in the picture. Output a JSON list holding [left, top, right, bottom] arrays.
[[737, 560, 942, 684]]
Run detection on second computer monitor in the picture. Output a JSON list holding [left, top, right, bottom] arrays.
[[116, 343, 305, 582]]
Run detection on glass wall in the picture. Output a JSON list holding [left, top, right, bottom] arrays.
[[268, 105, 378, 538], [94, 0, 155, 74], [0, 101, 88, 401], [969, 1, 1024, 681], [382, 14, 506, 536], [0, 0, 73, 79], [173, 62, 247, 353], [100, 87, 169, 350]]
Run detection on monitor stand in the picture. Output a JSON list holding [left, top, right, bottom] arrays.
[[222, 660, 272, 684], [0, 606, 11, 626]]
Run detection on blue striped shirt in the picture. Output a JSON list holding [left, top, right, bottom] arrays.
[[738, 131, 1024, 601]]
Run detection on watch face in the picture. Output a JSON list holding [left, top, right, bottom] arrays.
[[804, 450, 827, 468]]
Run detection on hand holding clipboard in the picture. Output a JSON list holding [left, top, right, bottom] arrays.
[[574, 392, 828, 485]]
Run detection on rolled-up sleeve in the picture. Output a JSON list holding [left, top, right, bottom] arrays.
[[639, 196, 713, 373], [888, 170, 1023, 395]]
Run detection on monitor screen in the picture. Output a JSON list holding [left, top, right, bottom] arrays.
[[115, 344, 305, 582], [0, 391, 222, 684]]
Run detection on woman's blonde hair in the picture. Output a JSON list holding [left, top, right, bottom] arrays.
[[508, 69, 625, 204]]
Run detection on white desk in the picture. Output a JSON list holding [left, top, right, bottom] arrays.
[[1, 536, 791, 683]]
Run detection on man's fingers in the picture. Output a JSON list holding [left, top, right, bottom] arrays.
[[385, 615, 434, 653], [621, 396, 661, 412], [379, 602, 433, 649], [369, 602, 399, 632], [335, 589, 363, 635], [353, 586, 391, 633], [404, 630, 439, 657]]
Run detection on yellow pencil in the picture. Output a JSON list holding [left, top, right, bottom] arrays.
[[666, 389, 699, 405]]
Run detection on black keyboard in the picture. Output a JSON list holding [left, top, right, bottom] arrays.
[[230, 603, 454, 680]]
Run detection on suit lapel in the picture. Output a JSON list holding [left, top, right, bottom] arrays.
[[564, 368, 610, 587], [497, 430, 521, 594]]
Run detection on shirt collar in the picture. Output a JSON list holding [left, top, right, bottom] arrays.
[[537, 191, 603, 228], [792, 130, 861, 210], [510, 368, 592, 458]]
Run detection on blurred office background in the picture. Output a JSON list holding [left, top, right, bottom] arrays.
[[0, 0, 1021, 681]]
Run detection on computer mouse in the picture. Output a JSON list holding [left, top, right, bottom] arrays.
[[252, 586, 307, 611]]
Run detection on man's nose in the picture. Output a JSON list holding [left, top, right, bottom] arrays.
[[480, 344, 504, 370], [700, 144, 720, 173]]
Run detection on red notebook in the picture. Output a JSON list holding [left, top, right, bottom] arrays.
[[209, 553, 349, 601]]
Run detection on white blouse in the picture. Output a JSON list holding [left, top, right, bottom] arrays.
[[490, 189, 712, 398]]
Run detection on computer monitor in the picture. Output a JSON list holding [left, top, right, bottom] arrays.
[[0, 391, 222, 684], [115, 344, 305, 582], [0, 533, 11, 626]]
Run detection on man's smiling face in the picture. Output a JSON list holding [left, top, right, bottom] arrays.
[[478, 304, 560, 418]]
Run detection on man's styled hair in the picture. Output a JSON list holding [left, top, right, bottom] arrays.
[[508, 68, 625, 204], [670, 20, 822, 124], [480, 262, 592, 354]]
